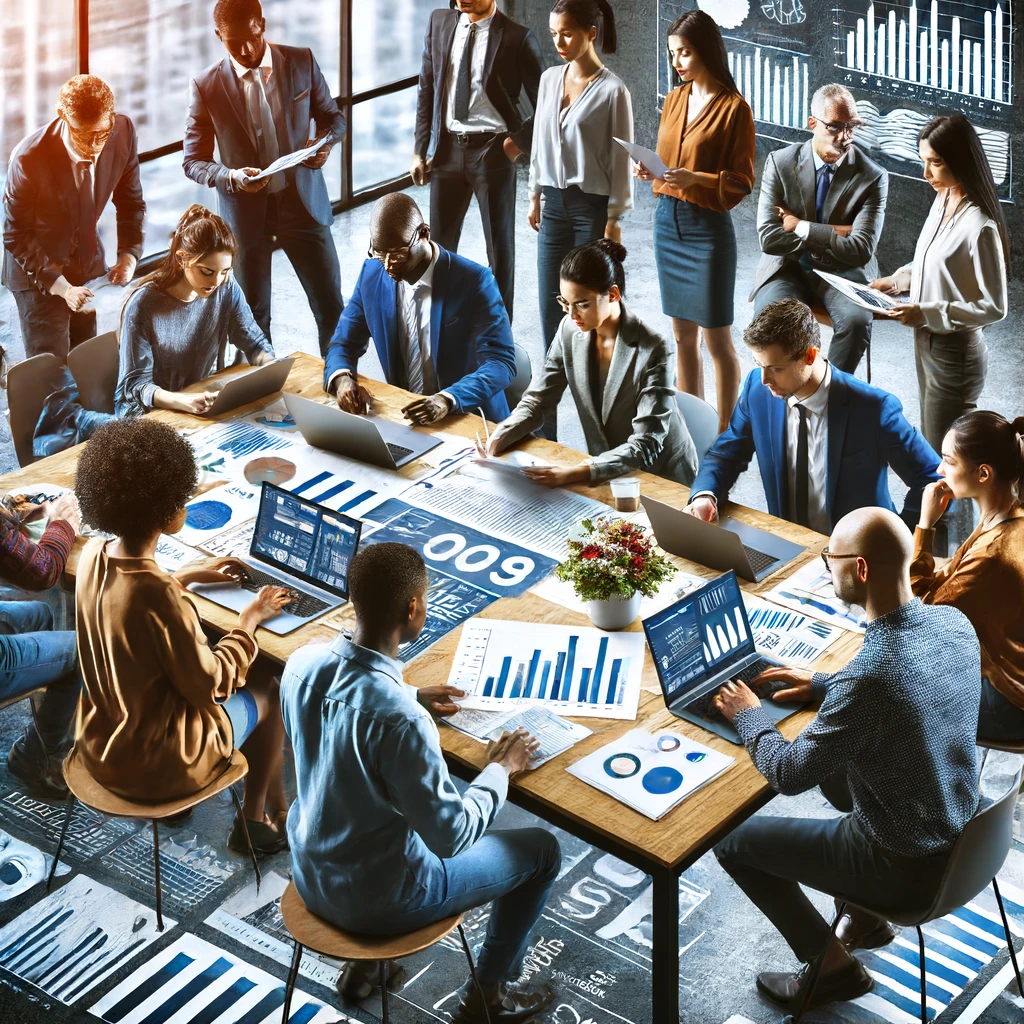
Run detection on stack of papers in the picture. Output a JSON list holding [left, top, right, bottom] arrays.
[[567, 729, 734, 820], [445, 706, 592, 768]]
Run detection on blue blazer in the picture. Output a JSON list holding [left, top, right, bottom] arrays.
[[691, 366, 940, 530], [324, 247, 516, 421]]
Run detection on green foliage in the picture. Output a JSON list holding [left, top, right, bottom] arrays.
[[555, 517, 675, 602]]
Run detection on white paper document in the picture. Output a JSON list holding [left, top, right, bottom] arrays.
[[742, 592, 845, 665], [445, 705, 592, 768], [243, 134, 329, 182], [813, 270, 900, 313], [176, 482, 259, 548], [613, 137, 669, 178], [765, 560, 868, 633], [448, 619, 646, 720]]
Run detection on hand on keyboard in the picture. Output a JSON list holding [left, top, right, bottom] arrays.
[[712, 680, 761, 723], [750, 665, 815, 704], [239, 585, 295, 634]]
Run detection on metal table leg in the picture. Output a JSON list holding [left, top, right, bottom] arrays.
[[651, 868, 679, 1024]]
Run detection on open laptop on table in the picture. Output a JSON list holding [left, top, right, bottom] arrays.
[[283, 392, 442, 469], [202, 357, 296, 416], [189, 482, 361, 635], [642, 570, 809, 745], [641, 495, 804, 583]]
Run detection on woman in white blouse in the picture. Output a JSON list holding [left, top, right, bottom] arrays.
[[528, 0, 633, 437], [871, 114, 1008, 454]]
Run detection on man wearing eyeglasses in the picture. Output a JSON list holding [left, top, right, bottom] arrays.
[[749, 83, 887, 376], [2, 75, 145, 361], [323, 192, 516, 426]]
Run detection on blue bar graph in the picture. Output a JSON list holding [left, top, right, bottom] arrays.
[[310, 480, 354, 503], [563, 635, 578, 700], [483, 676, 495, 697], [592, 637, 608, 700], [495, 657, 512, 698], [617, 658, 630, 704], [538, 661, 551, 698], [578, 668, 591, 702], [292, 471, 332, 496], [339, 488, 377, 512], [606, 658, 622, 704], [510, 663, 526, 699], [524, 650, 541, 698], [553, 652, 566, 696]]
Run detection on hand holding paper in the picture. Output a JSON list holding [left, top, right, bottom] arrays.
[[242, 134, 331, 183], [613, 137, 669, 179]]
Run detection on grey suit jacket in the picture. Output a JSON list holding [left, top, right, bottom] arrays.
[[494, 306, 698, 486], [750, 141, 888, 299]]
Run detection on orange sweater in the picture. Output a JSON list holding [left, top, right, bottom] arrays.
[[911, 507, 1024, 710], [74, 538, 258, 800], [653, 82, 755, 212]]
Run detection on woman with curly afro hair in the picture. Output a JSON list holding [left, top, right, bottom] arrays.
[[73, 417, 293, 854]]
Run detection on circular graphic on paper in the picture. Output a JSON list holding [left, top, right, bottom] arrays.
[[686, 751, 707, 763], [244, 457, 297, 486], [641, 766, 684, 794], [657, 736, 681, 752], [603, 753, 641, 779], [184, 500, 232, 532]]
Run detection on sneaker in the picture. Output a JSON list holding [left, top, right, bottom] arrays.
[[6, 736, 69, 803], [227, 812, 288, 856], [452, 979, 557, 1023], [336, 960, 406, 1001]]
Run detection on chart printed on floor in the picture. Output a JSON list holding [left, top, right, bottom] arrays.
[[177, 483, 259, 548], [742, 592, 845, 665], [0, 827, 69, 902], [88, 932, 343, 1024], [765, 560, 868, 633], [449, 619, 646, 720]]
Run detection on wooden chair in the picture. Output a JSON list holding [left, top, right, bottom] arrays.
[[7, 353, 66, 467], [279, 882, 486, 1023], [47, 747, 258, 931], [67, 331, 118, 413], [810, 304, 874, 384]]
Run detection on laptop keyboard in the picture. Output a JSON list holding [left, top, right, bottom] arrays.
[[684, 657, 774, 722], [386, 442, 413, 462], [238, 566, 331, 619], [742, 544, 778, 575]]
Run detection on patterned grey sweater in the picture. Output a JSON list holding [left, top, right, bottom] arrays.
[[734, 598, 981, 857]]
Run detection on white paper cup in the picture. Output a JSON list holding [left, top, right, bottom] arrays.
[[610, 476, 641, 512]]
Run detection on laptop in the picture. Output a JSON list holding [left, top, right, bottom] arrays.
[[283, 392, 442, 469], [203, 357, 296, 416], [189, 482, 361, 635], [642, 571, 809, 745], [641, 495, 805, 583]]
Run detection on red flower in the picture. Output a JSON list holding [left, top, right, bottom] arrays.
[[631, 554, 644, 569], [581, 544, 601, 560], [628, 541, 644, 555]]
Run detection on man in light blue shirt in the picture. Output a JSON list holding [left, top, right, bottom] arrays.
[[281, 542, 561, 1023]]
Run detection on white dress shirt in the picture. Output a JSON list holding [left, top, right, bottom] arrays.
[[444, 6, 506, 134], [785, 361, 832, 536], [528, 64, 634, 215], [230, 42, 274, 84], [794, 148, 847, 240]]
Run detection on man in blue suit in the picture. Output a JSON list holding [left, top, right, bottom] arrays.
[[687, 299, 938, 532], [324, 193, 516, 426]]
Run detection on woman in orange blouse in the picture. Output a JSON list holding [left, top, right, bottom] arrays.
[[636, 10, 755, 433]]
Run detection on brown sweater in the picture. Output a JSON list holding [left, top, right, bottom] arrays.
[[74, 538, 258, 800], [911, 506, 1024, 710], [653, 82, 755, 212]]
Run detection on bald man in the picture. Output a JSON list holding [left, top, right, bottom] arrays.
[[323, 193, 516, 426], [712, 508, 981, 1013]]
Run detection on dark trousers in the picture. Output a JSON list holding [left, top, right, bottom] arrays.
[[429, 130, 517, 320], [978, 676, 1024, 743], [753, 263, 872, 375], [13, 288, 97, 362], [714, 773, 950, 963], [231, 187, 344, 357]]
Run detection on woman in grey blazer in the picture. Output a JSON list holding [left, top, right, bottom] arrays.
[[484, 239, 698, 486]]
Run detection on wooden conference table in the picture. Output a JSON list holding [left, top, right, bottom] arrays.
[[0, 352, 861, 1022]]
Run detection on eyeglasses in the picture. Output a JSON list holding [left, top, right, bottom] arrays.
[[367, 226, 422, 264], [556, 297, 593, 314], [820, 120, 862, 136], [820, 546, 860, 571]]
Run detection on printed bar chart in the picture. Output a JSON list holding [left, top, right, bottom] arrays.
[[450, 620, 645, 720]]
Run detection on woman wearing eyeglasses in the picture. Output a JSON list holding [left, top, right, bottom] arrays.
[[635, 10, 755, 434], [480, 239, 699, 488]]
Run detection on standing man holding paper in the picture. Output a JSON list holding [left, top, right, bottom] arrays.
[[184, 0, 345, 355]]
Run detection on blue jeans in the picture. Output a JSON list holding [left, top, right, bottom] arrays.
[[0, 601, 81, 755], [366, 828, 561, 987], [978, 676, 1024, 743]]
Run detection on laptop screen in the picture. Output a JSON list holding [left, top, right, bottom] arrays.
[[250, 482, 361, 598], [642, 571, 756, 706]]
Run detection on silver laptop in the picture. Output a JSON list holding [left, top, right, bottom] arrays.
[[189, 482, 361, 636], [283, 391, 442, 469], [642, 571, 808, 745], [203, 357, 296, 416], [641, 495, 805, 583]]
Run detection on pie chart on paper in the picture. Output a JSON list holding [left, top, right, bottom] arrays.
[[244, 457, 297, 486]]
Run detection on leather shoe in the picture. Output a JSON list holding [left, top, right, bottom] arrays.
[[452, 979, 556, 1023], [834, 899, 896, 951], [757, 956, 873, 1010], [336, 960, 406, 1001]]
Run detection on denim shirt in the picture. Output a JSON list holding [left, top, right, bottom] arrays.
[[281, 635, 508, 926]]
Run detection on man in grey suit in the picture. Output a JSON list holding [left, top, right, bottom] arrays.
[[750, 84, 887, 375], [184, 0, 345, 355]]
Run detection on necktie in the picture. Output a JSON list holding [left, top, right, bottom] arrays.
[[794, 404, 810, 527], [453, 23, 476, 123], [246, 67, 285, 193], [76, 161, 98, 267], [815, 164, 834, 223]]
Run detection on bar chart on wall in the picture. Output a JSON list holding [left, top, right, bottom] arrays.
[[726, 37, 810, 129], [449, 620, 646, 721]]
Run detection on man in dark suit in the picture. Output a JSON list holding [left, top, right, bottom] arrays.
[[2, 75, 145, 361], [324, 193, 515, 426], [750, 84, 888, 375], [687, 300, 939, 533], [412, 0, 543, 321], [184, 0, 345, 355]]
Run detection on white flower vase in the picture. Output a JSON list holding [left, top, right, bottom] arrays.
[[584, 591, 642, 630]]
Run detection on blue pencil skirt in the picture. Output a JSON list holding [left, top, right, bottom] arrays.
[[654, 194, 737, 328]]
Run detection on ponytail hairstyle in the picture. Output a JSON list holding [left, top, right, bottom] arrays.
[[949, 410, 1024, 496], [560, 237, 627, 297], [667, 9, 738, 93], [147, 204, 237, 292], [551, 0, 617, 54]]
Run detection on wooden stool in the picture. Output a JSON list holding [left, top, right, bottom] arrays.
[[0, 687, 45, 713], [810, 304, 874, 383], [279, 882, 487, 1023], [47, 747, 257, 931]]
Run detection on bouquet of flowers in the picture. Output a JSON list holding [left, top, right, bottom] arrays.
[[556, 517, 675, 602]]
